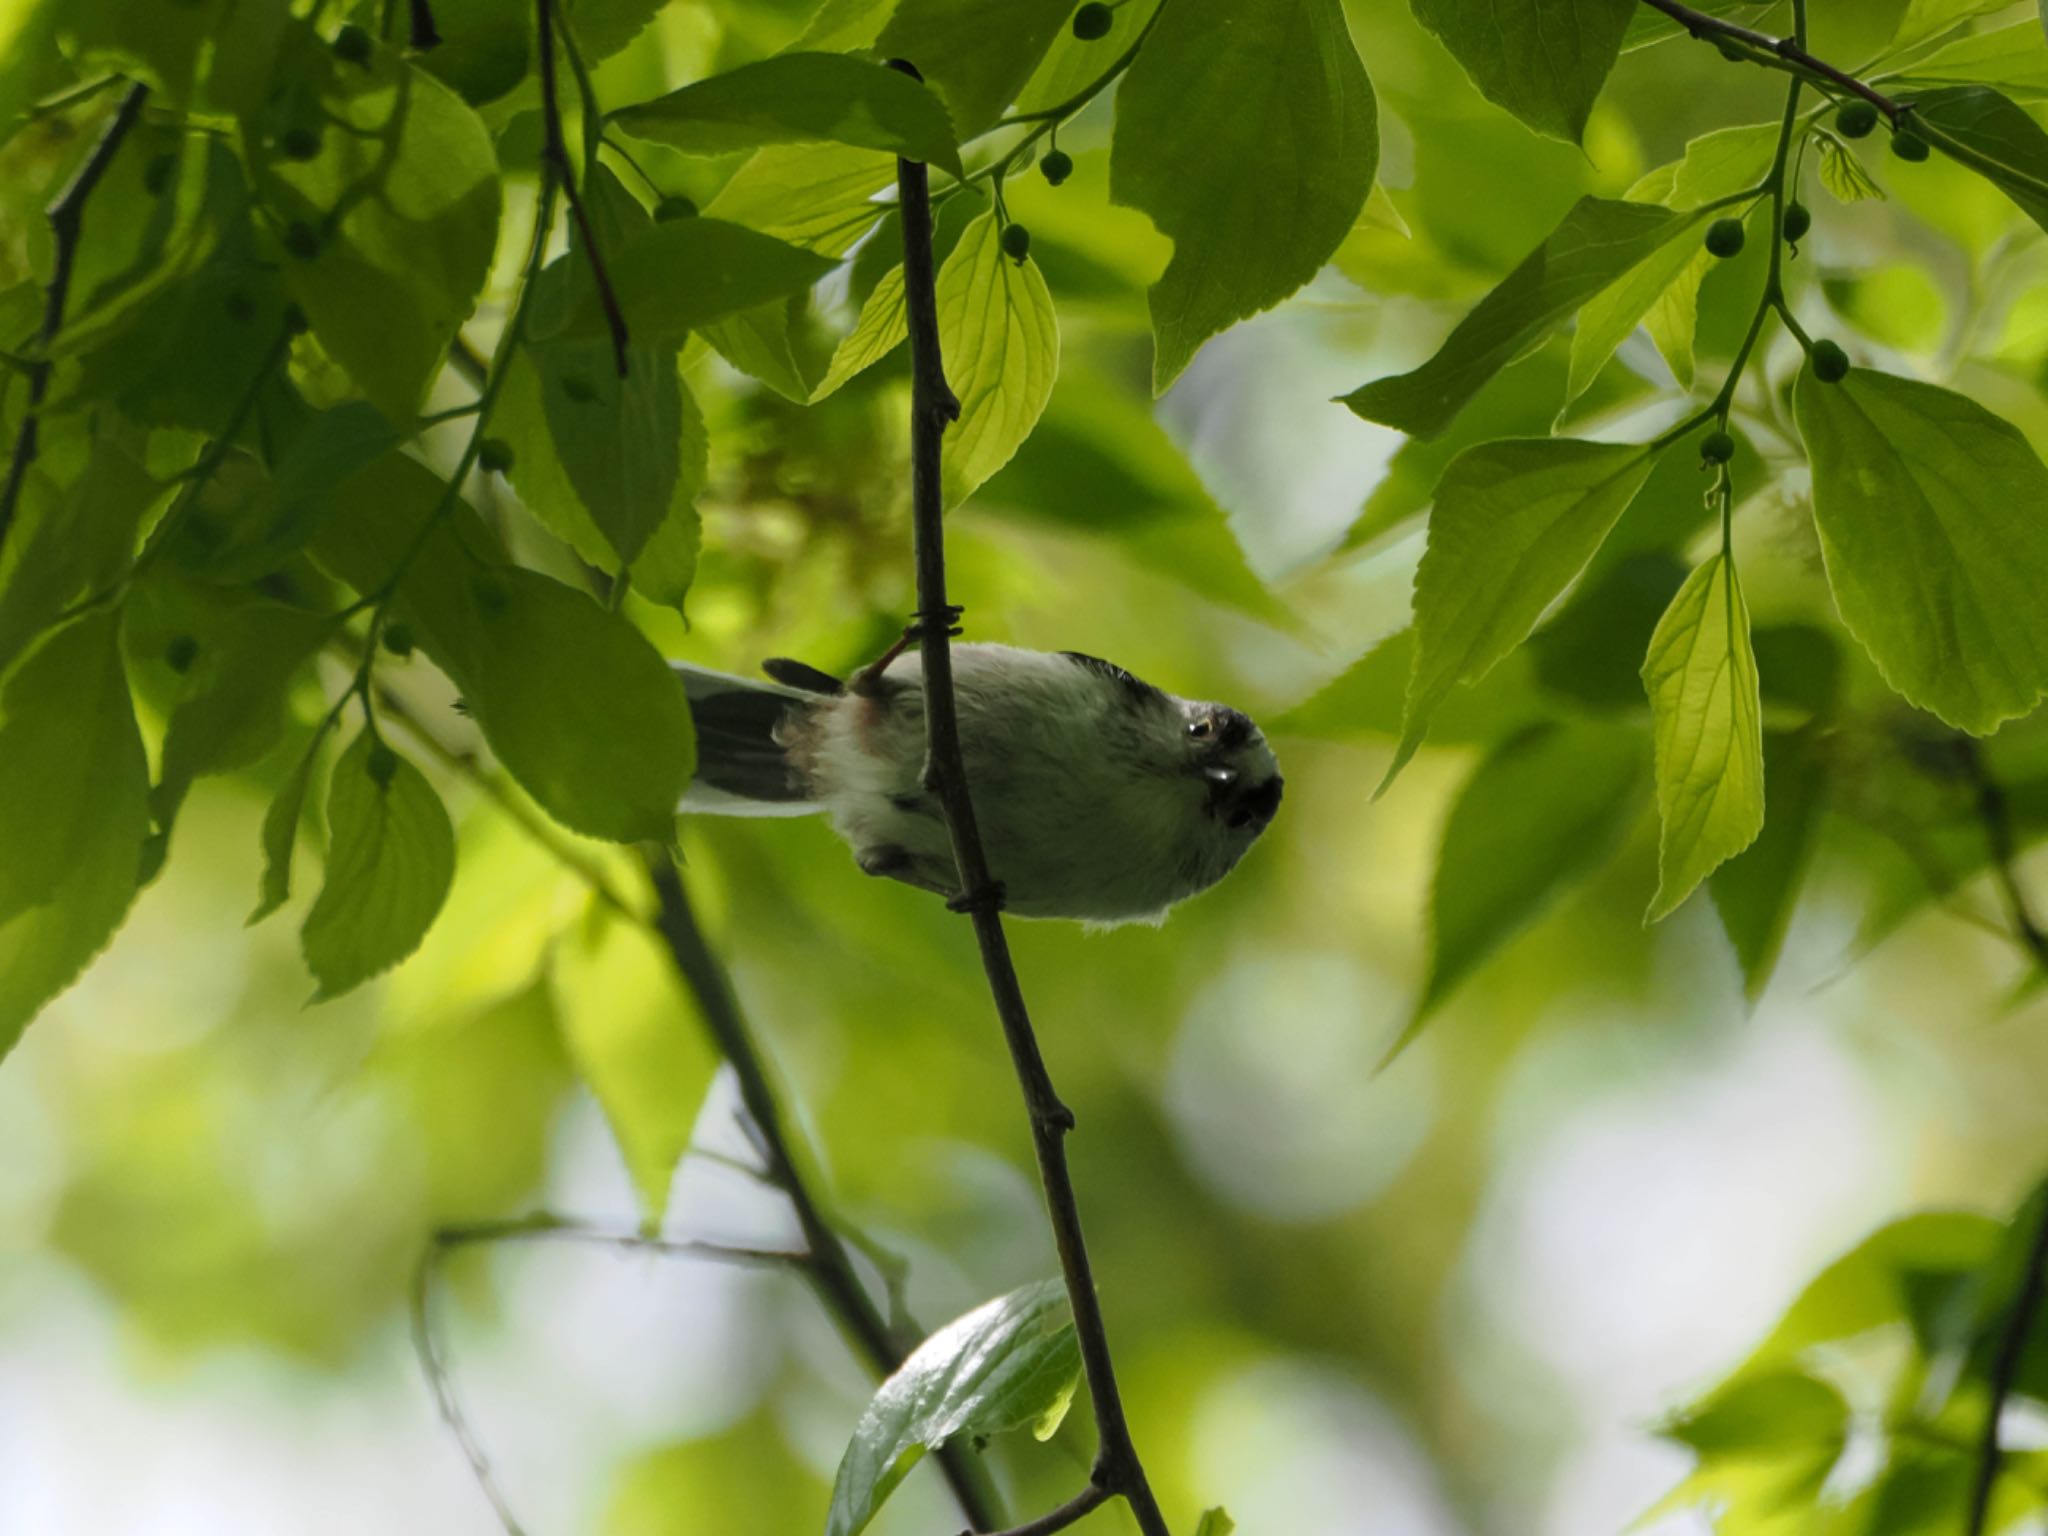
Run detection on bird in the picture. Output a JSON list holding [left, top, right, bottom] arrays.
[[672, 640, 1283, 925]]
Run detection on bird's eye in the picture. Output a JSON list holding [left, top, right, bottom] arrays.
[[1187, 716, 1214, 740]]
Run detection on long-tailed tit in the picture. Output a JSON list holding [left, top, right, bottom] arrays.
[[674, 641, 1283, 924]]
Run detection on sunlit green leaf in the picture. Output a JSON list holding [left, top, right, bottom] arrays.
[[1410, 0, 1634, 143], [1890, 0, 2016, 53], [1111, 0, 1377, 390], [252, 722, 332, 924], [1816, 135, 1887, 203], [1344, 199, 1691, 439], [301, 730, 455, 1000], [1193, 1512, 1236, 1536], [246, 22, 500, 423], [556, 217, 838, 342], [934, 212, 1060, 508], [1795, 365, 2048, 734], [529, 337, 683, 568], [703, 142, 896, 257], [827, 1279, 1081, 1536], [611, 54, 962, 174], [1709, 729, 1829, 1003], [1391, 437, 1661, 783], [813, 190, 986, 402], [1568, 211, 1722, 405], [1643, 552, 1764, 921], [1891, 22, 2048, 101], [1401, 722, 1644, 1040]]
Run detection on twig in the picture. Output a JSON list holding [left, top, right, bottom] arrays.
[[0, 81, 148, 555], [972, 1484, 1113, 1536], [644, 855, 1004, 1531], [372, 682, 1003, 1533], [536, 0, 629, 377], [1634, 0, 1903, 123], [889, 60, 1173, 1536], [1952, 738, 2048, 973], [1966, 1192, 2048, 1536], [411, 1215, 808, 1536]]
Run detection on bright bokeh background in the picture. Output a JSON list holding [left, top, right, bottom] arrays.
[[6, 0, 2048, 1533]]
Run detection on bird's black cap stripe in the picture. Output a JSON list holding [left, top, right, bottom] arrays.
[[1061, 651, 1167, 707]]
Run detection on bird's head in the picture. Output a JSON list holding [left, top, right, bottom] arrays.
[[1177, 699, 1284, 841]]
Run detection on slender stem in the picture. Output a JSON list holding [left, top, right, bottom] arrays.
[[643, 855, 1005, 1532], [0, 82, 149, 556], [1952, 738, 2048, 971], [1634, 0, 1902, 123], [889, 69, 1173, 1536], [974, 1484, 1113, 1536], [537, 0, 629, 377], [371, 682, 1003, 1534], [1967, 1193, 2048, 1536]]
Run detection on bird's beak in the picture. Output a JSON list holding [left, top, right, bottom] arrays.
[[1203, 765, 1239, 785]]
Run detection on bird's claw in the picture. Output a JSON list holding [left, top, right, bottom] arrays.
[[947, 880, 1006, 916]]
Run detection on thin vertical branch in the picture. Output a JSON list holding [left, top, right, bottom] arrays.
[[889, 58, 1174, 1536], [1967, 1193, 2048, 1536], [644, 854, 1004, 1532], [535, 0, 629, 377], [0, 81, 149, 555]]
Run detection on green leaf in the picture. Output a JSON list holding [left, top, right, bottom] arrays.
[[1343, 198, 1691, 439], [1390, 437, 1661, 784], [247, 24, 500, 423], [1632, 122, 1779, 209], [1815, 134, 1887, 203], [611, 53, 962, 174], [151, 587, 334, 828], [1892, 22, 2048, 101], [1272, 626, 1552, 746], [874, 0, 1072, 137], [704, 298, 826, 402], [1110, 0, 1377, 390], [550, 896, 719, 1225], [0, 611, 149, 1057], [1409, 0, 1635, 143], [1794, 365, 2048, 734], [1914, 85, 2048, 233], [1641, 245, 1711, 387], [252, 722, 332, 924], [1401, 722, 1644, 1041], [1890, 0, 2015, 52], [703, 142, 896, 257], [1193, 1512, 1236, 1536], [813, 190, 988, 402], [565, 0, 666, 60], [1641, 552, 1763, 922], [529, 337, 683, 567], [556, 216, 838, 341], [310, 455, 696, 842], [827, 1279, 1082, 1536], [1709, 729, 1830, 1003], [1650, 1371, 1849, 1536], [934, 212, 1060, 508], [1568, 210, 1720, 405], [301, 730, 456, 1000]]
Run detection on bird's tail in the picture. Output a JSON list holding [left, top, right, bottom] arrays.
[[671, 664, 822, 817]]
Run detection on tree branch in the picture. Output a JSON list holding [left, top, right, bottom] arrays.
[[1634, 0, 1903, 123], [536, 0, 629, 377], [369, 682, 1000, 1532], [0, 81, 149, 556], [973, 1483, 1113, 1536], [1967, 1191, 2048, 1536], [889, 59, 1173, 1536]]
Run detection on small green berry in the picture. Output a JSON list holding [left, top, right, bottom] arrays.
[[280, 126, 322, 161], [1701, 430, 1736, 465], [367, 742, 399, 787], [477, 437, 515, 474], [165, 635, 200, 674], [1811, 339, 1850, 383], [333, 23, 373, 64], [142, 152, 177, 197], [282, 220, 321, 260], [1891, 130, 1930, 162], [381, 624, 415, 658], [1071, 2, 1113, 40], [1836, 101, 1878, 139], [1000, 222, 1031, 262], [1039, 148, 1073, 186], [654, 194, 699, 221], [1705, 217, 1746, 258], [1782, 202, 1811, 242]]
